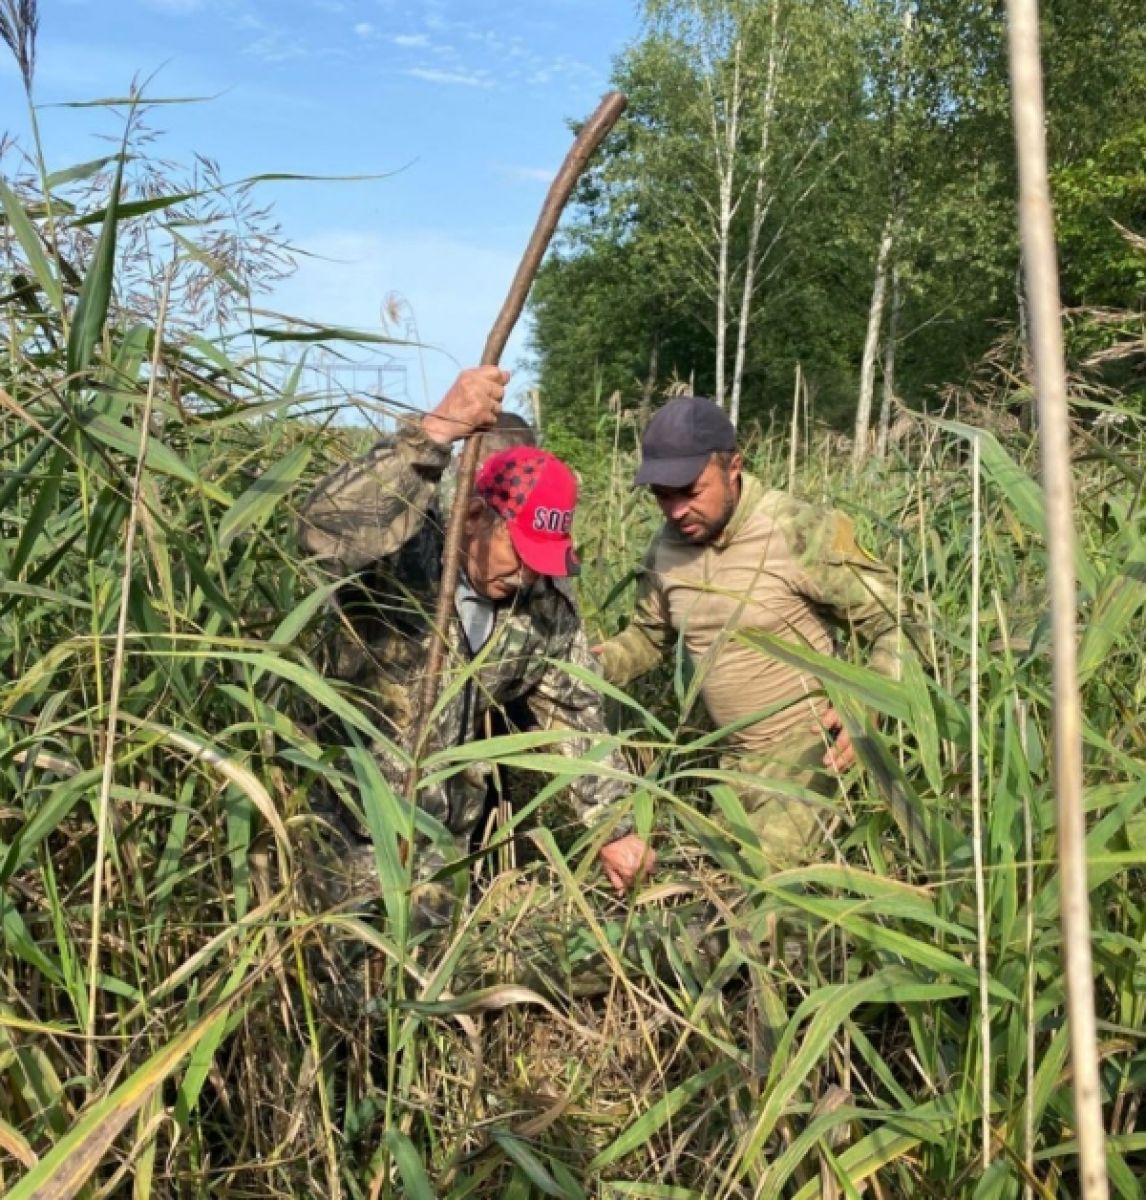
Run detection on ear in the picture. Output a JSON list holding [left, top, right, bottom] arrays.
[[464, 496, 487, 535], [729, 452, 744, 480]]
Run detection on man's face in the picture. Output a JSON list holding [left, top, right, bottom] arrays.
[[462, 507, 538, 600], [650, 453, 742, 545]]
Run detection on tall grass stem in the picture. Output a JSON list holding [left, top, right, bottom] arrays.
[[85, 265, 174, 1080], [969, 434, 990, 1171], [1006, 2, 1108, 1195], [788, 361, 801, 492]]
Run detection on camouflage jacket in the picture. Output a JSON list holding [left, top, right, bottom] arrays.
[[298, 422, 629, 848], [597, 474, 909, 756]]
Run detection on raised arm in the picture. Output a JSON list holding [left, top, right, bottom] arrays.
[[299, 366, 509, 571]]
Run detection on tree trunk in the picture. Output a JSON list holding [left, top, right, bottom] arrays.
[[638, 335, 659, 429], [788, 361, 802, 492], [875, 258, 901, 459], [527, 386, 543, 436], [730, 3, 782, 430], [868, 1, 914, 465], [708, 40, 743, 410], [714, 172, 732, 408], [852, 217, 894, 471], [729, 167, 763, 429], [1016, 256, 1037, 433]]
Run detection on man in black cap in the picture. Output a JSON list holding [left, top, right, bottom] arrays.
[[596, 395, 909, 867]]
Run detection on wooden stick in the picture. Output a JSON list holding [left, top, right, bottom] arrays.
[[403, 91, 627, 802], [1005, 3, 1109, 1197]]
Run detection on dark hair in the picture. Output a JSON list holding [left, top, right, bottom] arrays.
[[477, 413, 538, 460]]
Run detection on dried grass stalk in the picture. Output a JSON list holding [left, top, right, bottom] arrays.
[[1005, 2, 1109, 1196]]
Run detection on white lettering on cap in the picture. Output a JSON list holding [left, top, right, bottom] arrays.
[[532, 507, 573, 535]]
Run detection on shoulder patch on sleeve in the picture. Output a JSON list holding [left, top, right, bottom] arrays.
[[831, 516, 880, 563]]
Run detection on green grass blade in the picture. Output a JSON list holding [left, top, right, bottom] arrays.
[[218, 444, 311, 548], [589, 1061, 732, 1171], [0, 177, 64, 310], [491, 1129, 581, 1200], [66, 151, 124, 383], [384, 1129, 437, 1200]]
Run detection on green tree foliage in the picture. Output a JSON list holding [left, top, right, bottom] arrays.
[[529, 0, 1146, 442]]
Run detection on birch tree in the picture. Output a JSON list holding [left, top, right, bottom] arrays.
[[853, 215, 895, 468], [644, 0, 752, 410], [853, 0, 915, 470], [642, 0, 845, 425], [728, 1, 783, 428]]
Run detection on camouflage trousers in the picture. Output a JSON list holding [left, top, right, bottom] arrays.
[[715, 733, 841, 870], [298, 807, 738, 1006], [299, 737, 841, 1012]]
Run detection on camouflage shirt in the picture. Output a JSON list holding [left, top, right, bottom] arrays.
[[298, 422, 629, 851], [597, 473, 908, 757]]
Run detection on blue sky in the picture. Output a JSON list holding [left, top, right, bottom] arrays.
[[1, 0, 640, 416]]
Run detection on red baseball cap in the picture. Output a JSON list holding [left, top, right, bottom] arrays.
[[475, 448, 580, 577]]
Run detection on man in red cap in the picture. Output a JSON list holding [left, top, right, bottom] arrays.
[[300, 367, 653, 945]]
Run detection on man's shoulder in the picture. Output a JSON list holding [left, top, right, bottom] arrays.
[[496, 578, 583, 657], [548, 575, 580, 612], [370, 521, 444, 593], [515, 576, 580, 624], [741, 479, 836, 535]]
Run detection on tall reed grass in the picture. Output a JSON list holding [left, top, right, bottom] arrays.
[[2, 33, 1145, 1200]]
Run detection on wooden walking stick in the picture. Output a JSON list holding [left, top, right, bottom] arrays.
[[403, 90, 627, 806]]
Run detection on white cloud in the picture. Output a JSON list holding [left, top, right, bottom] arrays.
[[246, 30, 308, 63], [354, 22, 376, 38], [267, 228, 533, 414], [139, 0, 204, 12], [405, 66, 490, 88], [504, 165, 556, 184], [524, 54, 606, 94], [392, 33, 430, 48]]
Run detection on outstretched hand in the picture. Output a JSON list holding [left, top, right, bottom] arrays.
[[815, 704, 857, 773], [599, 834, 656, 895], [422, 366, 510, 446]]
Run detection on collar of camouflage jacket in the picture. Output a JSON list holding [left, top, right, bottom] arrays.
[[710, 471, 766, 551], [455, 574, 496, 652]]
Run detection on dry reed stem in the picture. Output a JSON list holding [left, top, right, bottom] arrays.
[[1005, 2, 1109, 1196], [85, 264, 173, 1080], [969, 434, 991, 1171], [788, 361, 801, 492], [1018, 693, 1036, 1200]]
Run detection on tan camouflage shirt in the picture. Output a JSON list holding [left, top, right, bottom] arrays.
[[597, 473, 907, 757], [298, 422, 628, 854]]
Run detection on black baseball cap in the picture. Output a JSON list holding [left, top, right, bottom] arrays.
[[634, 395, 737, 488]]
